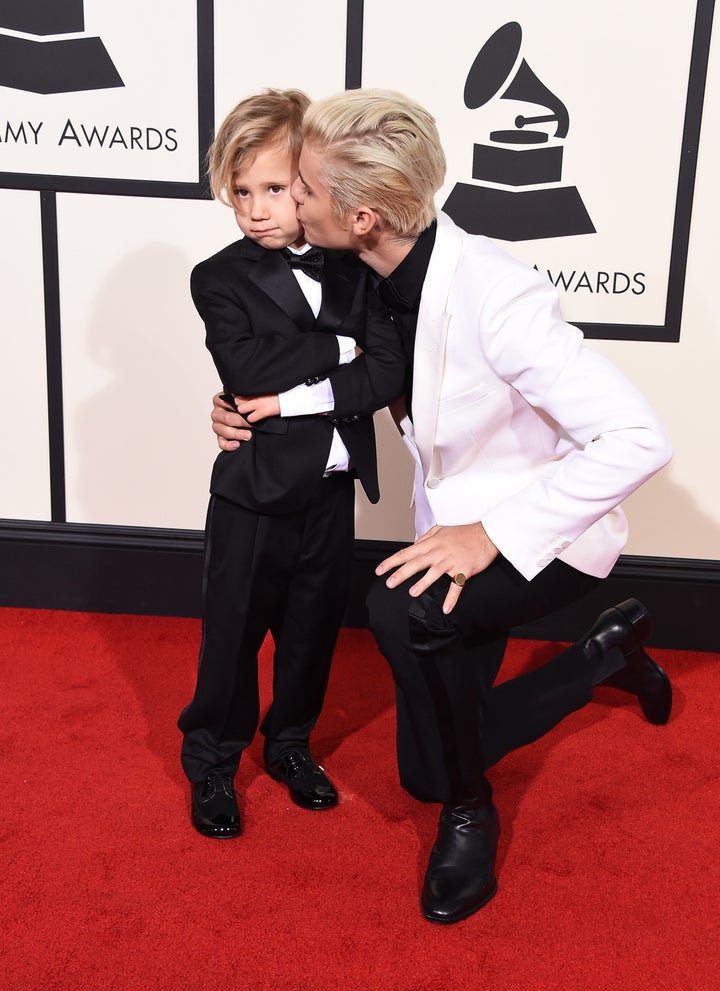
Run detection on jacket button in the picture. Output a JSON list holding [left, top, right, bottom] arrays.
[[427, 476, 441, 489]]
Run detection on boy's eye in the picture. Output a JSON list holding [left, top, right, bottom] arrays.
[[269, 185, 283, 194], [233, 188, 248, 198]]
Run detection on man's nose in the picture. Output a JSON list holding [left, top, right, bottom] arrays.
[[290, 177, 304, 203]]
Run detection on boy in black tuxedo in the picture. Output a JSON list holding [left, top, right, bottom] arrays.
[[178, 89, 404, 838]]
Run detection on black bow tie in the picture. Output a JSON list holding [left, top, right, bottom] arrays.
[[282, 246, 324, 282]]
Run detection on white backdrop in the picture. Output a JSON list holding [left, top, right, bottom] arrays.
[[0, 188, 50, 520], [0, 0, 202, 185], [0, 0, 717, 560]]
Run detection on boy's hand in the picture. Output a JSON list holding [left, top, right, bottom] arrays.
[[211, 392, 252, 450], [234, 394, 280, 423]]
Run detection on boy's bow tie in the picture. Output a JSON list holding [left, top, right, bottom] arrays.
[[282, 246, 324, 281]]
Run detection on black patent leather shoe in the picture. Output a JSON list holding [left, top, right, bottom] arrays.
[[191, 771, 241, 838], [585, 598, 672, 725], [421, 801, 500, 924], [266, 750, 338, 810]]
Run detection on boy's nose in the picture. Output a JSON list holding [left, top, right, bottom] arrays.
[[250, 198, 270, 219]]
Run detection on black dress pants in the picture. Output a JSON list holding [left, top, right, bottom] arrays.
[[178, 474, 355, 783], [367, 554, 601, 804]]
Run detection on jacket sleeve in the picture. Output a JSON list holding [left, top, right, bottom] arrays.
[[325, 287, 407, 416], [191, 266, 341, 395], [475, 264, 673, 580]]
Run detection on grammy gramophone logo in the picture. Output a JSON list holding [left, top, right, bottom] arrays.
[[0, 0, 123, 94], [443, 21, 595, 242]]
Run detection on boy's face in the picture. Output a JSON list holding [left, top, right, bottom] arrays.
[[231, 144, 305, 250], [292, 142, 351, 250]]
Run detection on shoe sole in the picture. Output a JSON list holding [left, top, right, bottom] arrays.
[[288, 792, 339, 811], [607, 600, 673, 726], [639, 656, 673, 725], [266, 768, 339, 810], [192, 820, 242, 838]]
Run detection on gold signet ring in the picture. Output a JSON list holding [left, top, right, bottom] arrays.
[[452, 573, 466, 587]]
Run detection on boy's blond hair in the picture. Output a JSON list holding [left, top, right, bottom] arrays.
[[208, 88, 311, 206], [302, 89, 446, 237]]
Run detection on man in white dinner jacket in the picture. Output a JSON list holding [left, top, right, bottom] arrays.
[[211, 89, 673, 925]]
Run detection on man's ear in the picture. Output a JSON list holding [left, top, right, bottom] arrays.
[[349, 206, 380, 236]]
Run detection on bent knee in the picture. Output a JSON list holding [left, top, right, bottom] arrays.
[[367, 575, 410, 646], [368, 575, 458, 654]]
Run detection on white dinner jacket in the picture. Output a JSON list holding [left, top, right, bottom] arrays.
[[394, 213, 672, 581]]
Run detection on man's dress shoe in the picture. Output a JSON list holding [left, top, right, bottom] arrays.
[[266, 750, 338, 810], [191, 771, 241, 838], [586, 597, 672, 725], [421, 802, 500, 924]]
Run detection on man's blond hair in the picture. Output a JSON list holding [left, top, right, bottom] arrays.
[[302, 89, 446, 237], [208, 88, 311, 206]]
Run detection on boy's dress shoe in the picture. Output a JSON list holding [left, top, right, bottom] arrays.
[[584, 598, 672, 725], [266, 750, 338, 810], [191, 771, 241, 838], [421, 800, 500, 924]]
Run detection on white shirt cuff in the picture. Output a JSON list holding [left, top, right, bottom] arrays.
[[279, 379, 336, 416], [336, 336, 356, 364]]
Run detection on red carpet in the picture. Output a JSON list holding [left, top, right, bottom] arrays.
[[1, 607, 718, 990]]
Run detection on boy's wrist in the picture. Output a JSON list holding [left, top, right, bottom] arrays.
[[279, 380, 336, 416], [336, 335, 357, 365]]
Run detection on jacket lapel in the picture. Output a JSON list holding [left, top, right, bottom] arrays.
[[315, 250, 361, 332], [412, 214, 464, 479], [241, 238, 315, 331]]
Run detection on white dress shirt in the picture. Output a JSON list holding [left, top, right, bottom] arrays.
[[281, 244, 355, 474]]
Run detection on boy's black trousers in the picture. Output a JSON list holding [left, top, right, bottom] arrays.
[[178, 472, 355, 783]]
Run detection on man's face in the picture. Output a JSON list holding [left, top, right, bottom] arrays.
[[291, 142, 351, 250], [231, 144, 305, 250]]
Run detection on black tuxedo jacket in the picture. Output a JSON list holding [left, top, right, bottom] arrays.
[[191, 236, 405, 515]]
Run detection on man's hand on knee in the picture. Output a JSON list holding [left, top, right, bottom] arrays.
[[375, 522, 499, 614]]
